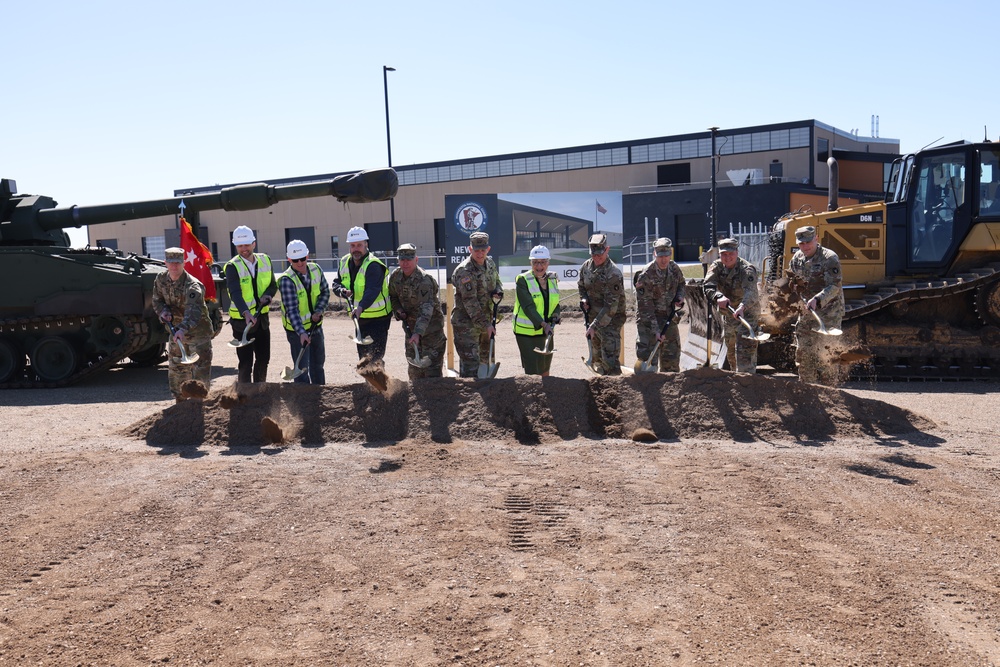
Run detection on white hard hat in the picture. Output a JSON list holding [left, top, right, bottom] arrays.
[[286, 239, 309, 260], [232, 225, 255, 245], [529, 245, 551, 260], [346, 226, 369, 243]]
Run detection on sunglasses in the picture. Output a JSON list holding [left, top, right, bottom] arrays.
[[589, 246, 606, 255], [290, 258, 308, 263]]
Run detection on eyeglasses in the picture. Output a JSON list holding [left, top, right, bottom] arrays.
[[290, 258, 308, 264]]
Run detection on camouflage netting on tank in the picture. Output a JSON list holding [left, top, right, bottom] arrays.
[[122, 368, 934, 449]]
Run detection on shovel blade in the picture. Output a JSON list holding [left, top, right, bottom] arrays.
[[178, 351, 199, 365], [348, 333, 375, 345], [281, 366, 305, 381], [408, 346, 433, 369], [228, 336, 255, 348]]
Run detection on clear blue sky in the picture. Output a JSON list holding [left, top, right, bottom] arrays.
[[7, 0, 997, 247]]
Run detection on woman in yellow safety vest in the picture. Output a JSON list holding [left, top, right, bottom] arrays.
[[512, 245, 561, 376]]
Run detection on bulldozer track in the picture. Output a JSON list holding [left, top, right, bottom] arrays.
[[841, 263, 1000, 381], [0, 314, 151, 389], [844, 263, 1000, 321]]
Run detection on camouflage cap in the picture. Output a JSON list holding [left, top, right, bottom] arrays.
[[718, 237, 739, 251], [396, 243, 417, 259], [653, 237, 673, 256], [164, 247, 184, 263], [588, 233, 608, 247], [469, 232, 490, 248], [795, 225, 817, 242]]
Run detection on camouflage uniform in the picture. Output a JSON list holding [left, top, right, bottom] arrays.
[[704, 256, 760, 373], [788, 240, 844, 385], [578, 256, 627, 375], [389, 263, 447, 381], [152, 270, 214, 399], [450, 251, 502, 377], [634, 258, 686, 373]]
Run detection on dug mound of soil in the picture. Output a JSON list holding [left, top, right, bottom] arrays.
[[122, 368, 933, 449]]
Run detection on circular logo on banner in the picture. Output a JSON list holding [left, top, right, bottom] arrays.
[[454, 202, 487, 235]]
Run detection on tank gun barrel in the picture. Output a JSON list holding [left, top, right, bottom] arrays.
[[33, 168, 398, 233]]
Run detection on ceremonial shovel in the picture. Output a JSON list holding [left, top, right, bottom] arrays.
[[581, 301, 599, 374], [228, 308, 257, 348], [346, 297, 374, 345], [402, 320, 432, 369], [477, 296, 502, 379], [804, 298, 842, 336], [282, 342, 309, 381], [727, 306, 771, 341], [634, 305, 678, 374], [167, 324, 199, 365], [533, 325, 555, 356]]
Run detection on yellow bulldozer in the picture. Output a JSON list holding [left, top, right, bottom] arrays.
[[684, 139, 1000, 380]]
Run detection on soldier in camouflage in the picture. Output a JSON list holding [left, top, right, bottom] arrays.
[[633, 237, 686, 372], [152, 247, 214, 402], [704, 237, 760, 373], [787, 225, 845, 385], [389, 243, 447, 380], [450, 231, 503, 377], [578, 233, 627, 375]]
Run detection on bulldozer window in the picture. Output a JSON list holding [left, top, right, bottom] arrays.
[[911, 152, 965, 263], [979, 149, 1000, 215]]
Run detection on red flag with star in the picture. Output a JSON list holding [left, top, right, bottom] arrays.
[[179, 216, 217, 301]]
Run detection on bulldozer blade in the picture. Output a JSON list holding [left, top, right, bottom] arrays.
[[408, 343, 432, 369], [281, 347, 308, 381]]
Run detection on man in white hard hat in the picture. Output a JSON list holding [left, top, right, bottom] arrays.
[[512, 245, 560, 376], [224, 225, 276, 382], [277, 240, 330, 384], [331, 226, 392, 366]]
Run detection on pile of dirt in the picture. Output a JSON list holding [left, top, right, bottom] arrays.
[[122, 368, 934, 449]]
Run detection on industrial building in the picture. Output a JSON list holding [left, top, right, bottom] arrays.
[[87, 119, 899, 270]]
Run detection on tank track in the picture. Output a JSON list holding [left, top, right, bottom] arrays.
[[0, 314, 151, 389], [843, 263, 1000, 380]]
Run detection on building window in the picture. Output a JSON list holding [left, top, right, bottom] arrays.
[[97, 239, 118, 250], [142, 236, 165, 258], [817, 138, 830, 161]]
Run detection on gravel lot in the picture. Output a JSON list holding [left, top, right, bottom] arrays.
[[2, 312, 999, 666]]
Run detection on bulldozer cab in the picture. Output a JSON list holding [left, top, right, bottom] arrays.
[[887, 143, 1000, 275]]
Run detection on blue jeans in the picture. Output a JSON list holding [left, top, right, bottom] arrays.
[[285, 327, 326, 384]]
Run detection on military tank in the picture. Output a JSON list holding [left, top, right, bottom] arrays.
[[0, 169, 398, 388]]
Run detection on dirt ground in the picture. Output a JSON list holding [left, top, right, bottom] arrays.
[[2, 312, 999, 666]]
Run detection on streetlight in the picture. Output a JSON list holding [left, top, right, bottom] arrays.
[[383, 65, 397, 247]]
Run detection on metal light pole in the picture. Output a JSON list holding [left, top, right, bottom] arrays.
[[708, 126, 719, 247], [383, 65, 397, 247], [704, 126, 720, 368]]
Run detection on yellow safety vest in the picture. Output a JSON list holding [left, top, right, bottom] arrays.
[[513, 271, 558, 335], [338, 253, 391, 319], [226, 254, 273, 318], [279, 264, 324, 332]]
